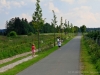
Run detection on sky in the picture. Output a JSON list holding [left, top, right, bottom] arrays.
[[0, 0, 100, 29]]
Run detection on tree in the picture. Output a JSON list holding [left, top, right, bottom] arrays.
[[74, 26, 79, 33], [52, 10, 57, 46], [6, 17, 33, 35], [64, 19, 67, 35], [80, 25, 86, 33], [60, 17, 63, 39], [67, 21, 70, 33], [32, 0, 45, 51], [42, 23, 51, 33], [70, 23, 74, 33]]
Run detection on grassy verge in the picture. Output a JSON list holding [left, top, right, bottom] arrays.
[[0, 35, 73, 75], [80, 37, 99, 75]]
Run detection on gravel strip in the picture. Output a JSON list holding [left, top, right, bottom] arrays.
[[0, 55, 38, 72], [0, 52, 32, 65]]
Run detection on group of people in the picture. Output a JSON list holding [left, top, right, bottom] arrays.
[[31, 37, 62, 57]]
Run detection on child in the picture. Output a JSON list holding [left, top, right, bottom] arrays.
[[31, 44, 36, 57], [58, 39, 61, 48]]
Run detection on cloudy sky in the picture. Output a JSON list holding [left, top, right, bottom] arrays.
[[0, 0, 100, 29]]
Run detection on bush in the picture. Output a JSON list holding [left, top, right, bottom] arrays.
[[7, 31, 17, 37], [27, 32, 33, 36], [96, 59, 100, 72]]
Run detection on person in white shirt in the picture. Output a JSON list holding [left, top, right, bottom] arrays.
[[58, 39, 61, 48]]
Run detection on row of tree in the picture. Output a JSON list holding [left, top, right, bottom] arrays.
[[5, 16, 80, 36], [4, 0, 81, 36], [1, 0, 86, 49], [5, 15, 80, 36]]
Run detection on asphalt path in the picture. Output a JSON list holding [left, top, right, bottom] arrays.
[[17, 34, 81, 75]]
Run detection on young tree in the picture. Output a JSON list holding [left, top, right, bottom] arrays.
[[32, 0, 45, 51], [52, 10, 57, 46], [70, 23, 74, 33], [60, 17, 63, 39], [64, 19, 67, 35], [67, 21, 70, 33]]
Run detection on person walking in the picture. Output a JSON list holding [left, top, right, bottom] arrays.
[[57, 37, 60, 46], [31, 44, 36, 57], [58, 39, 62, 49]]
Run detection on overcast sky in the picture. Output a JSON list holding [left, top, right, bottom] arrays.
[[0, 0, 100, 29]]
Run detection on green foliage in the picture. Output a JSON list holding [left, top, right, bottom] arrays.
[[86, 30, 100, 72], [52, 10, 58, 46], [80, 25, 86, 33], [32, 0, 45, 50], [83, 35, 100, 74], [0, 33, 75, 60], [7, 31, 17, 37], [81, 37, 99, 75], [32, 0, 44, 31], [0, 33, 74, 75], [0, 34, 58, 60], [27, 32, 33, 36], [41, 23, 53, 33], [96, 59, 100, 71], [6, 17, 34, 35], [52, 10, 57, 27], [74, 26, 79, 33]]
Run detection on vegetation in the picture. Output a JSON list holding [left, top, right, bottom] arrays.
[[81, 36, 99, 75], [7, 31, 17, 37], [0, 33, 76, 60], [51, 10, 58, 46], [81, 32, 100, 75], [80, 25, 86, 33], [0, 33, 75, 75], [6, 17, 33, 35], [0, 34, 55, 60], [32, 0, 45, 51], [0, 0, 80, 74]]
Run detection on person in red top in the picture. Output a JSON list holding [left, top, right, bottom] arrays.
[[31, 44, 36, 57]]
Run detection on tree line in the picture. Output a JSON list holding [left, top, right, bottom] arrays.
[[5, 17, 56, 35], [4, 17, 80, 35]]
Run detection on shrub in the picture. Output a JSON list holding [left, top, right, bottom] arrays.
[[96, 59, 100, 72], [27, 32, 33, 36], [7, 31, 17, 37]]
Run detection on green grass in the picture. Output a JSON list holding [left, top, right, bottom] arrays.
[[0, 35, 73, 75], [0, 34, 54, 59], [80, 37, 99, 75], [0, 33, 75, 60]]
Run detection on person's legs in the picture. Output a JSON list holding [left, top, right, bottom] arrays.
[[58, 46, 61, 50], [32, 50, 35, 57]]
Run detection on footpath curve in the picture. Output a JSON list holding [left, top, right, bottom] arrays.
[[17, 34, 81, 75]]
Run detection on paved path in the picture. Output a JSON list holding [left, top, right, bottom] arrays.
[[17, 34, 81, 75]]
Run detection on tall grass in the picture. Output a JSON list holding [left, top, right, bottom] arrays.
[[0, 33, 75, 60], [81, 36, 100, 75], [0, 33, 75, 75]]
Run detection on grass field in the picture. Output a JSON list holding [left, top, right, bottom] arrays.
[[0, 33, 75, 75]]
